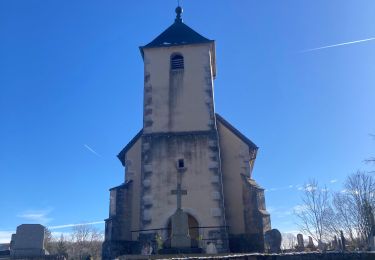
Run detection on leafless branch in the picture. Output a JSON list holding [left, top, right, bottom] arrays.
[[294, 179, 332, 243]]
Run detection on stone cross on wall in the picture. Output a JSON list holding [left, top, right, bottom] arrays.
[[171, 172, 187, 210], [170, 169, 191, 248]]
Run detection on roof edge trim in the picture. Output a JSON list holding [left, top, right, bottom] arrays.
[[216, 113, 258, 150], [117, 129, 143, 166]]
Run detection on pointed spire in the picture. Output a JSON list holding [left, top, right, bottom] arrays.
[[175, 5, 183, 23]]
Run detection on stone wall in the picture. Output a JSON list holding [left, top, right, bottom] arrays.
[[117, 252, 375, 260], [105, 181, 133, 241], [142, 43, 215, 134], [242, 175, 271, 236], [2, 255, 66, 260], [193, 252, 375, 260], [139, 131, 228, 250], [103, 181, 134, 259]]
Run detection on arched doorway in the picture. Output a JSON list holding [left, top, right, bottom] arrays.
[[166, 213, 199, 240]]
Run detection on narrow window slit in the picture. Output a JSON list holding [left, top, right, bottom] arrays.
[[178, 159, 185, 168]]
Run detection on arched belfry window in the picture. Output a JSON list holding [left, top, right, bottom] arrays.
[[171, 54, 184, 70]]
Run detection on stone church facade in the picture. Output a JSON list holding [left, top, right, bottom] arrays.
[[103, 7, 270, 259]]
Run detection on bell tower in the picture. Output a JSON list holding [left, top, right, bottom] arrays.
[[138, 5, 228, 252], [140, 6, 217, 134]]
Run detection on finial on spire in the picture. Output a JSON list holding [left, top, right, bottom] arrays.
[[175, 3, 183, 23]]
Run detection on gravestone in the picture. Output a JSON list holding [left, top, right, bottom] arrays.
[[306, 236, 315, 250], [10, 234, 16, 250], [10, 224, 46, 257], [317, 239, 327, 252], [205, 242, 217, 254], [141, 243, 153, 255], [340, 230, 346, 251], [264, 229, 281, 253], [332, 235, 338, 250], [296, 234, 304, 251], [370, 232, 375, 251]]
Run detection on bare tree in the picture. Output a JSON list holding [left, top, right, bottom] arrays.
[[55, 234, 68, 258], [344, 171, 375, 249], [331, 192, 356, 242], [69, 224, 103, 260], [281, 233, 297, 250], [294, 179, 332, 243], [44, 228, 54, 253]]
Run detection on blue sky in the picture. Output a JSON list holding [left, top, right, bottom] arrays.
[[0, 1, 374, 242]]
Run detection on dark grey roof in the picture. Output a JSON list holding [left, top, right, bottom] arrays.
[[117, 129, 143, 166], [140, 20, 213, 52], [109, 180, 132, 191], [216, 113, 258, 150]]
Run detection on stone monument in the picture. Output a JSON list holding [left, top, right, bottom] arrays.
[[158, 169, 202, 254], [317, 239, 327, 252], [10, 224, 47, 258], [306, 236, 315, 251], [170, 209, 190, 248], [264, 229, 281, 253], [370, 231, 375, 251], [340, 230, 346, 251], [10, 234, 16, 250], [296, 233, 304, 251], [332, 235, 339, 250], [170, 169, 191, 249]]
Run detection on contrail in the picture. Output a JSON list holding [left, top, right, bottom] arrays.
[[48, 221, 104, 230], [84, 144, 102, 157], [301, 37, 375, 52]]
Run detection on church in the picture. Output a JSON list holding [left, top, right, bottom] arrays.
[[102, 6, 270, 258]]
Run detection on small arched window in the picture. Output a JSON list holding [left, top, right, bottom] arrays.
[[171, 54, 184, 70]]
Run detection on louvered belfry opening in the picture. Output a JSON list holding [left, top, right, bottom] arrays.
[[171, 54, 184, 70]]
